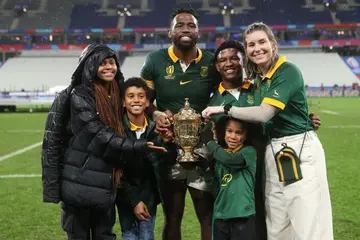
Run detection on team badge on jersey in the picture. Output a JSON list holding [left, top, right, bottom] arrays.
[[221, 174, 233, 187], [200, 66, 208, 77], [165, 65, 175, 79], [267, 79, 272, 89], [247, 95, 254, 105]]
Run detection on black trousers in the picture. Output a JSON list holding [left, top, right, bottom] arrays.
[[60, 202, 116, 240], [213, 216, 255, 240]]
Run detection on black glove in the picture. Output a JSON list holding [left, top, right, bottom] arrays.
[[200, 126, 214, 145]]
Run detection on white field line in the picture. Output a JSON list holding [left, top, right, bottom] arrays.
[[321, 110, 339, 115], [325, 125, 360, 129], [0, 141, 42, 162], [0, 174, 41, 178], [4, 129, 43, 133]]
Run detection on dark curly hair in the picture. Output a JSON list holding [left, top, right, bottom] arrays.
[[215, 115, 255, 149], [169, 6, 199, 25], [120, 77, 150, 100], [213, 40, 245, 62]]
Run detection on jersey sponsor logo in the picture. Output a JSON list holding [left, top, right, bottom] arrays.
[[165, 65, 175, 79], [273, 90, 280, 98], [221, 173, 233, 186], [180, 80, 193, 85], [200, 66, 208, 77], [247, 95, 254, 105]]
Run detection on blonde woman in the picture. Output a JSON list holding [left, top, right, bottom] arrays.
[[201, 22, 333, 240]]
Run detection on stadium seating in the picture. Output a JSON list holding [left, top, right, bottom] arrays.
[[69, 3, 118, 29], [231, 0, 333, 26], [283, 52, 358, 86], [0, 51, 80, 91], [336, 7, 360, 23], [4, 0, 40, 10], [108, 0, 141, 9], [121, 54, 149, 79], [0, 16, 14, 29]]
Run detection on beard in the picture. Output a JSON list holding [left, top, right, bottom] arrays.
[[172, 36, 197, 52]]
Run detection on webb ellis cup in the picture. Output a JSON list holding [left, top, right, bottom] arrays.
[[172, 98, 203, 163]]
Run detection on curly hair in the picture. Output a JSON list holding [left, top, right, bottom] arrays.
[[120, 77, 150, 100], [215, 116, 255, 148]]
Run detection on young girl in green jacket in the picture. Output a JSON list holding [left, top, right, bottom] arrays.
[[202, 116, 257, 240]]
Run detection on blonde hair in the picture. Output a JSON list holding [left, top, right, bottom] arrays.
[[243, 22, 279, 79]]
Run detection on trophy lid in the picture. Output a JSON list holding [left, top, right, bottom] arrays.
[[173, 98, 201, 121]]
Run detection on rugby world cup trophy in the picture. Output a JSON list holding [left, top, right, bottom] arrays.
[[172, 98, 203, 163]]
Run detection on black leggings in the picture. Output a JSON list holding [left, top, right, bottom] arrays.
[[60, 202, 116, 240], [213, 216, 255, 240]]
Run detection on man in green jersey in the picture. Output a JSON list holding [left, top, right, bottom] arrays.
[[140, 7, 219, 240], [207, 40, 267, 240]]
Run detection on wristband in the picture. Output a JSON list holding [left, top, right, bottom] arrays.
[[224, 104, 232, 116]]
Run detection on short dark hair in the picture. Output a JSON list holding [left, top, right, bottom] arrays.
[[120, 77, 150, 99], [169, 6, 199, 25], [215, 115, 252, 148], [213, 40, 245, 62], [207, 40, 245, 86]]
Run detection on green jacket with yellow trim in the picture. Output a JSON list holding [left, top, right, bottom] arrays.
[[117, 113, 175, 227], [206, 141, 257, 220]]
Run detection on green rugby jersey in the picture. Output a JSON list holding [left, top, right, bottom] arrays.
[[140, 45, 218, 114], [208, 80, 256, 123], [207, 142, 257, 219], [255, 56, 313, 138]]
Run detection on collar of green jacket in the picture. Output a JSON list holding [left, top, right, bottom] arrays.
[[123, 113, 155, 139]]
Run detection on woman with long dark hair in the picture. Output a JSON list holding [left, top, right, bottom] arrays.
[[55, 45, 165, 239]]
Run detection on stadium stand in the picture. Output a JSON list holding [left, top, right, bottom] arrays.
[[284, 52, 359, 86], [0, 50, 80, 91], [0, 0, 358, 100]]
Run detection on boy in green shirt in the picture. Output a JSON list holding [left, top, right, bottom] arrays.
[[201, 116, 256, 240]]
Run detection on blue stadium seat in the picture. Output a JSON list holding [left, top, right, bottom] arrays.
[[336, 7, 360, 23], [108, 0, 141, 9], [231, 0, 333, 25], [4, 0, 40, 10], [69, 4, 118, 29]]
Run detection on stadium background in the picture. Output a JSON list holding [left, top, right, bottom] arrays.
[[0, 0, 359, 239]]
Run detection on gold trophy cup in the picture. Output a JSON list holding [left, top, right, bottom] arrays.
[[172, 98, 203, 163]]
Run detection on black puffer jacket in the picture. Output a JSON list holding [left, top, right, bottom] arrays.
[[42, 45, 147, 208], [42, 44, 102, 204]]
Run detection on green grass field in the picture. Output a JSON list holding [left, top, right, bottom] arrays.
[[0, 98, 359, 240]]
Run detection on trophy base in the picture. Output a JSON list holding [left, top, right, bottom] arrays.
[[177, 148, 200, 170]]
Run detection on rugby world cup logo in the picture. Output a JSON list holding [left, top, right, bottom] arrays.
[[165, 65, 175, 79]]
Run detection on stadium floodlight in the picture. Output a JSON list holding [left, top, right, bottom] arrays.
[[218, 2, 234, 15], [117, 4, 132, 16], [14, 4, 28, 17]]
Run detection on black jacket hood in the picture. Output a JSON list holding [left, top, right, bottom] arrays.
[[71, 44, 124, 88]]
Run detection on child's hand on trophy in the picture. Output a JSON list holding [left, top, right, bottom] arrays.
[[200, 125, 215, 145]]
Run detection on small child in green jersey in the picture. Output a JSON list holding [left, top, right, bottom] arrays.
[[201, 115, 257, 240]]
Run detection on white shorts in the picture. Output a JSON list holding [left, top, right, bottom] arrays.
[[168, 147, 210, 192]]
